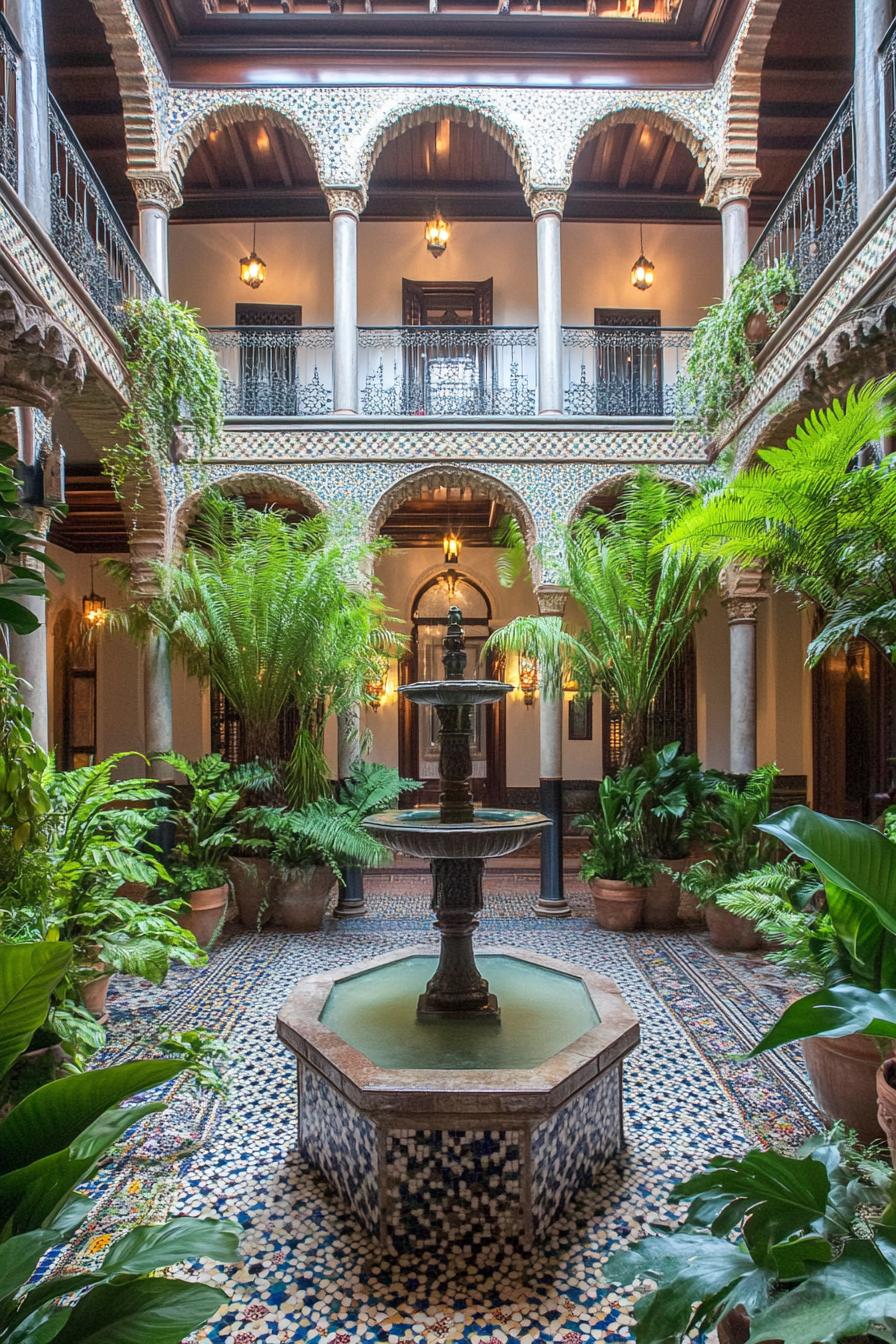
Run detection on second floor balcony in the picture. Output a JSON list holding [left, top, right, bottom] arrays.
[[206, 322, 694, 421]]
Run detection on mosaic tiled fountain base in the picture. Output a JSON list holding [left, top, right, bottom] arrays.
[[276, 944, 639, 1253]]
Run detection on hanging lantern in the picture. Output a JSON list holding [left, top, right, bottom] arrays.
[[518, 654, 538, 708], [82, 562, 107, 629], [240, 223, 267, 289], [424, 206, 451, 259], [443, 530, 461, 564], [630, 223, 655, 291]]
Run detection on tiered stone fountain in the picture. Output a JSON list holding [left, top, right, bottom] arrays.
[[277, 606, 639, 1253]]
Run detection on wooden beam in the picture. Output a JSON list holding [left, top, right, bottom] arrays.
[[618, 123, 643, 190], [225, 124, 255, 191], [195, 142, 222, 191], [653, 134, 677, 191], [269, 127, 294, 188]]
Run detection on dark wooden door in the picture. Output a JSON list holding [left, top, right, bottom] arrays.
[[594, 306, 664, 416], [813, 638, 896, 819]]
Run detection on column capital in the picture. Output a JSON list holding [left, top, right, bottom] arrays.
[[535, 584, 569, 617], [127, 171, 183, 214], [528, 189, 566, 220], [325, 188, 366, 220], [720, 565, 768, 623], [703, 171, 760, 212]]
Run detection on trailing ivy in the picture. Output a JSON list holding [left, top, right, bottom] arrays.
[[677, 258, 797, 434], [104, 296, 223, 503]]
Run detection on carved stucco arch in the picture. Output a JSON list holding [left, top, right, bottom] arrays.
[[360, 99, 531, 200], [366, 465, 541, 584], [87, 0, 163, 174], [172, 470, 324, 557], [720, 0, 784, 181], [165, 102, 325, 196], [568, 465, 701, 524], [564, 106, 718, 194]]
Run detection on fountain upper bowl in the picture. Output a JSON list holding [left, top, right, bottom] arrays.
[[399, 680, 514, 707], [362, 807, 550, 858]]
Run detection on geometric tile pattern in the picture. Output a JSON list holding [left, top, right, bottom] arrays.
[[35, 893, 820, 1342], [300, 1062, 380, 1234], [531, 1067, 622, 1238]]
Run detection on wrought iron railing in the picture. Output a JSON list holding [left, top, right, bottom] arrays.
[[749, 92, 857, 294], [561, 325, 693, 418], [0, 15, 19, 189], [882, 18, 896, 185], [358, 325, 537, 416], [48, 94, 157, 326], [207, 326, 334, 417]]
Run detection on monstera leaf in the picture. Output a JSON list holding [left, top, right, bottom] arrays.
[[746, 1235, 896, 1344]]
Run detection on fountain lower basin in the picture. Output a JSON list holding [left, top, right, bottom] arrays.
[[277, 945, 640, 1254]]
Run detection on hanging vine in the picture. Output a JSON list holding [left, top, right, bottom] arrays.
[[104, 297, 223, 503]]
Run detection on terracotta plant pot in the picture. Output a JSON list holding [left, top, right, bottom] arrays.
[[666, 854, 704, 926], [179, 883, 228, 949], [228, 856, 272, 929], [744, 291, 790, 344], [718, 1304, 873, 1344], [642, 865, 682, 930], [270, 866, 335, 932], [705, 901, 762, 951], [877, 1059, 896, 1165], [81, 973, 111, 1023], [589, 877, 645, 932], [802, 1032, 884, 1146]]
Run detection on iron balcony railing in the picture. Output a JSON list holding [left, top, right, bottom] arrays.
[[561, 325, 693, 418], [0, 14, 19, 189], [207, 326, 334, 417], [882, 17, 896, 185], [357, 325, 537, 417], [48, 94, 157, 327], [749, 91, 857, 294]]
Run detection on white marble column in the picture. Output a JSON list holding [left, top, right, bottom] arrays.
[[129, 174, 182, 297], [719, 185, 752, 299], [7, 0, 51, 228], [855, 0, 892, 221], [531, 191, 565, 417], [327, 190, 363, 415], [720, 567, 768, 776], [533, 585, 571, 918], [6, 502, 50, 750], [144, 629, 174, 780]]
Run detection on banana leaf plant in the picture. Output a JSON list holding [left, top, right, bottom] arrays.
[[0, 940, 240, 1342], [606, 1129, 896, 1344], [746, 806, 896, 1058]]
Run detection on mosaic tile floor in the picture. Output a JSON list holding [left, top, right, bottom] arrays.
[[66, 887, 821, 1344]]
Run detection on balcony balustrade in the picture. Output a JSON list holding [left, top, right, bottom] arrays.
[[750, 92, 857, 295], [48, 94, 157, 327], [883, 18, 896, 186], [0, 15, 18, 190], [561, 325, 693, 418], [207, 326, 334, 417], [357, 325, 537, 417]]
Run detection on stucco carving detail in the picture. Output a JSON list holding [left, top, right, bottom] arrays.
[[528, 190, 566, 219], [173, 470, 325, 554], [87, 0, 166, 174], [535, 585, 568, 617], [325, 189, 366, 219], [704, 172, 760, 211], [0, 286, 86, 413], [720, 565, 768, 622], [717, 0, 784, 179], [128, 171, 183, 213]]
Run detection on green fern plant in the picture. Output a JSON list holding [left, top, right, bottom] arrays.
[[561, 469, 718, 765], [665, 377, 896, 663], [482, 616, 595, 702], [681, 764, 781, 907], [712, 860, 834, 980]]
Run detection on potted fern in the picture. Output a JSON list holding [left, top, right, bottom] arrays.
[[155, 752, 272, 947], [576, 775, 656, 931], [679, 764, 780, 950], [677, 259, 797, 433]]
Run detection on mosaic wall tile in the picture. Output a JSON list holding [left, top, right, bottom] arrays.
[[299, 1061, 379, 1233], [531, 1067, 622, 1237]]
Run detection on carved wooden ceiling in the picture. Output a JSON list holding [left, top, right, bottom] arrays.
[[381, 486, 506, 548], [43, 0, 855, 227]]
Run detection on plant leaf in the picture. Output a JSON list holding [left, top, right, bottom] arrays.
[[100, 1217, 241, 1277], [0, 942, 72, 1080], [50, 1278, 228, 1344]]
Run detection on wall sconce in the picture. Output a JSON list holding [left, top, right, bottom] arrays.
[[630, 223, 655, 291], [424, 206, 451, 259], [81, 562, 107, 629], [518, 654, 538, 707], [364, 660, 388, 711], [443, 530, 461, 564], [240, 223, 267, 289]]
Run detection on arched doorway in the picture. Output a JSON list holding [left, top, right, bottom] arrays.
[[399, 573, 506, 805]]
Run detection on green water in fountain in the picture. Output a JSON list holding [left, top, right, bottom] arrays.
[[320, 954, 599, 1069]]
